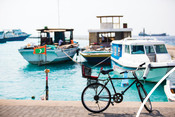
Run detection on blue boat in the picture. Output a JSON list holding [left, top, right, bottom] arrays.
[[0, 31, 6, 43], [5, 29, 31, 41], [139, 28, 167, 36], [0, 29, 30, 43]]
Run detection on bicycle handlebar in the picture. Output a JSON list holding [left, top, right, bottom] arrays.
[[139, 62, 146, 67]]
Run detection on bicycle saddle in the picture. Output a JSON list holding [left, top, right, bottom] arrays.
[[101, 69, 113, 75]]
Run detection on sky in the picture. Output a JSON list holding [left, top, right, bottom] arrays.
[[0, 0, 175, 36]]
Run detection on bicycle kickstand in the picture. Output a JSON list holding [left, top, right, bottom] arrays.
[[111, 101, 114, 106]]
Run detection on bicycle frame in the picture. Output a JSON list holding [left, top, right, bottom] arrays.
[[81, 63, 152, 113], [97, 72, 142, 96]]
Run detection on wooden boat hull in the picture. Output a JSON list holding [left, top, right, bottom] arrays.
[[19, 47, 78, 65], [80, 51, 111, 64]]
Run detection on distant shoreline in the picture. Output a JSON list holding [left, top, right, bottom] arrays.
[[29, 35, 89, 40]]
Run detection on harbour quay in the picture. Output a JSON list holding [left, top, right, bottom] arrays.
[[0, 99, 175, 117]]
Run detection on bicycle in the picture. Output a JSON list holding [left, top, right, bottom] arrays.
[[81, 63, 152, 113]]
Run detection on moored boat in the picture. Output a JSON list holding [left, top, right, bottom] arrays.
[[5, 29, 31, 41], [111, 37, 175, 82], [164, 72, 175, 101], [18, 28, 79, 65], [0, 29, 30, 42], [80, 15, 132, 64], [0, 31, 6, 43], [139, 28, 167, 36]]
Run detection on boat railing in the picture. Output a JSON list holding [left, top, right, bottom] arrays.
[[123, 37, 157, 41]]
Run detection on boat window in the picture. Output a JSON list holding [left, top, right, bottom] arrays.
[[155, 45, 168, 53], [114, 46, 117, 56], [118, 46, 121, 56], [131, 45, 145, 54], [125, 45, 130, 54], [98, 32, 115, 47], [145, 46, 155, 54], [65, 32, 70, 43]]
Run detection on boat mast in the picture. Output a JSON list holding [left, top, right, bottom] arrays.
[[57, 0, 60, 27]]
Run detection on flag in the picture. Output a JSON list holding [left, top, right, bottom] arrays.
[[33, 45, 46, 55]]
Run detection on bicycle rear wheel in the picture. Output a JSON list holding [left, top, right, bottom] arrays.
[[137, 83, 152, 112], [81, 83, 111, 113]]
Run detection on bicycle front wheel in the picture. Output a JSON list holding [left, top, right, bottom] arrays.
[[137, 83, 152, 112], [81, 83, 111, 113]]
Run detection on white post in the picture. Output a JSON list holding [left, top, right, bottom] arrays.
[[136, 67, 175, 117]]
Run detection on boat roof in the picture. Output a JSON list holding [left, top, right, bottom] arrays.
[[37, 28, 74, 33], [112, 37, 165, 45], [88, 28, 132, 33], [96, 15, 123, 18]]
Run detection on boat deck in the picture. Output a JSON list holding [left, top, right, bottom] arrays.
[[0, 99, 175, 117]]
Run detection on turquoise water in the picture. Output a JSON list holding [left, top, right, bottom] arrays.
[[0, 37, 174, 101]]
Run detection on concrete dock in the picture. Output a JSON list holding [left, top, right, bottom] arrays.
[[0, 100, 175, 117]]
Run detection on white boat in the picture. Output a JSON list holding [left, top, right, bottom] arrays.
[[18, 28, 79, 65], [164, 72, 175, 101], [111, 37, 175, 82]]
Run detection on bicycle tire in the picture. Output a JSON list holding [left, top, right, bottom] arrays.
[[137, 83, 152, 112], [81, 83, 111, 113]]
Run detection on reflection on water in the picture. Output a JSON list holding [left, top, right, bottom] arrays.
[[22, 61, 77, 72], [0, 38, 173, 101]]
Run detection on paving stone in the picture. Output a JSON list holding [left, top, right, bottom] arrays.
[[0, 100, 175, 117]]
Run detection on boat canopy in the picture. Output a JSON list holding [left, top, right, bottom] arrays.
[[96, 15, 123, 29], [112, 37, 165, 45], [88, 15, 132, 47], [37, 28, 73, 33], [88, 28, 132, 33], [37, 28, 74, 46], [111, 37, 168, 59]]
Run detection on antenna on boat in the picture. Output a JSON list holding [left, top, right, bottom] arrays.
[[57, 0, 60, 27]]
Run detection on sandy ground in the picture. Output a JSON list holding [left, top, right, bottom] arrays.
[[166, 44, 175, 60]]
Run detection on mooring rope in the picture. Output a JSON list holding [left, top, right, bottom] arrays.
[[60, 47, 110, 68], [61, 48, 81, 65], [91, 56, 110, 68]]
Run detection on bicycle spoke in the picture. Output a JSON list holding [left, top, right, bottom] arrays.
[[81, 83, 111, 113], [96, 101, 100, 110]]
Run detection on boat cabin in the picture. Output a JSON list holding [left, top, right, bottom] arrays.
[[37, 28, 74, 46], [111, 38, 170, 63], [88, 15, 132, 47]]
